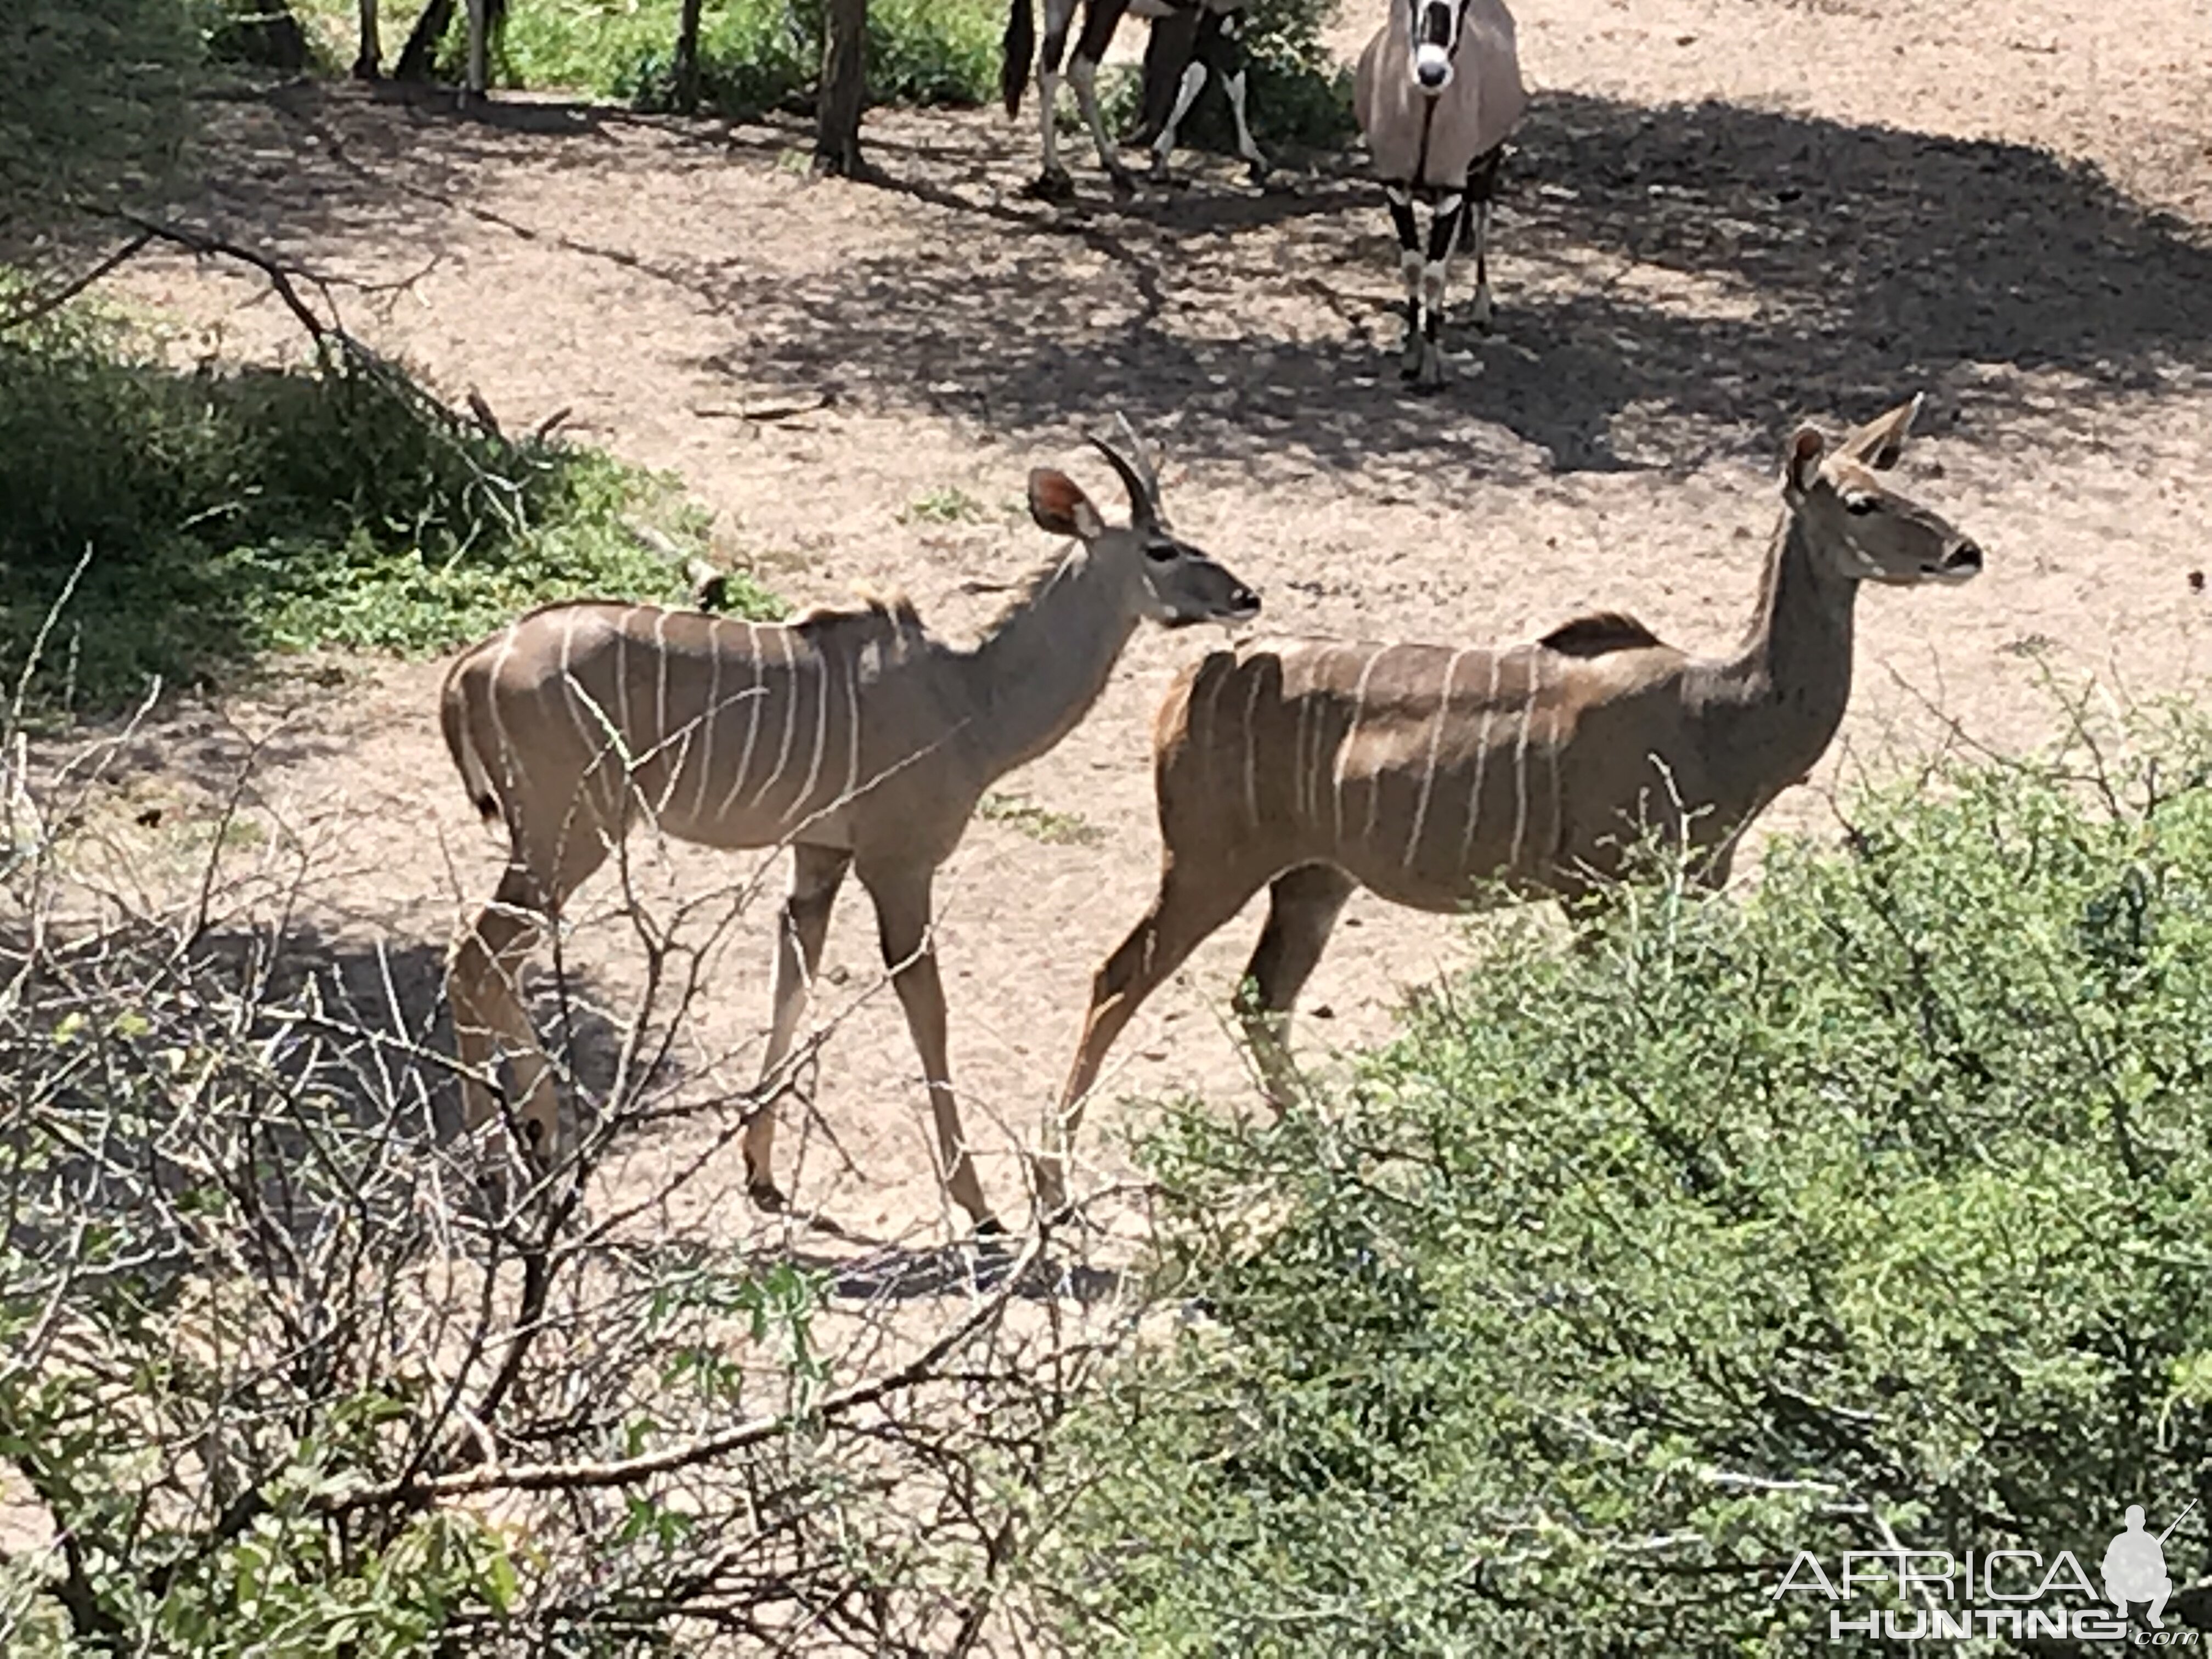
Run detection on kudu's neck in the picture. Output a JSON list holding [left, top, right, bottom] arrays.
[[958, 545, 1144, 780], [1697, 506, 1860, 805]]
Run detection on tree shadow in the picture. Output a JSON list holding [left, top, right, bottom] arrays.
[[691, 89, 2212, 473]]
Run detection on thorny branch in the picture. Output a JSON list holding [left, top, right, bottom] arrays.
[[0, 712, 1129, 1652]]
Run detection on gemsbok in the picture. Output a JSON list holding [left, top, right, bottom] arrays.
[[1038, 396, 1983, 1211], [353, 0, 500, 90], [1003, 0, 1267, 198], [1354, 0, 1527, 386], [442, 424, 1259, 1232]]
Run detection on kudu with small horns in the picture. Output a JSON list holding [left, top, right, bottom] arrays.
[[1353, 0, 1526, 387], [442, 422, 1259, 1232], [1038, 397, 1984, 1211]]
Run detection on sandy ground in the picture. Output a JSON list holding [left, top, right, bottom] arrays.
[[69, 0, 2212, 1254]]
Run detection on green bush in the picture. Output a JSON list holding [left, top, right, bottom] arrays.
[[1041, 718, 2212, 1654], [357, 0, 1006, 117], [0, 304, 777, 715]]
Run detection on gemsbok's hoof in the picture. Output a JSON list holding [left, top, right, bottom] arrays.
[[1023, 169, 1076, 202]]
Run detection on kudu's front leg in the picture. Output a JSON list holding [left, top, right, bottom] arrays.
[[865, 867, 998, 1233]]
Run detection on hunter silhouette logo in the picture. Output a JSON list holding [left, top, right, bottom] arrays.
[[2104, 1501, 2193, 1629], [1771, 1497, 2203, 1642]]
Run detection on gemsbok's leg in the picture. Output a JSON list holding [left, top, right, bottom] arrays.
[[1038, 858, 1265, 1214], [863, 866, 996, 1230], [449, 829, 610, 1160], [743, 843, 853, 1210], [1463, 144, 1505, 329], [1068, 0, 1138, 196], [1383, 183, 1424, 379], [1215, 13, 1269, 185], [465, 0, 489, 95], [1233, 862, 1357, 1108], [1412, 183, 1469, 389], [354, 0, 380, 76], [1031, 0, 1082, 196]]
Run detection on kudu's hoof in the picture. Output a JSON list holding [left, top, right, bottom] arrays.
[[1107, 166, 1139, 201], [1023, 170, 1076, 202], [745, 1177, 789, 1214]]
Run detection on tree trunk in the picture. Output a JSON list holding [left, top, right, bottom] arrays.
[[813, 0, 868, 177], [675, 0, 705, 114]]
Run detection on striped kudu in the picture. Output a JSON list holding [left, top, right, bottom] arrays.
[[442, 427, 1259, 1231], [1038, 397, 1984, 1210]]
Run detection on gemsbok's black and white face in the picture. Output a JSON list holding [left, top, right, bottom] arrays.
[[1405, 0, 1470, 91]]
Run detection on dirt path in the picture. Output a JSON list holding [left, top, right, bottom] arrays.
[[97, 0, 2212, 1245]]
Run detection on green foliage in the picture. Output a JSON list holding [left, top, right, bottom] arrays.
[[0, 0, 201, 260], [1042, 719, 2212, 1654], [0, 303, 777, 714], [323, 0, 1008, 118]]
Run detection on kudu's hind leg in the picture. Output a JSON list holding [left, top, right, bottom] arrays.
[[864, 866, 997, 1232], [1039, 860, 1263, 1216], [743, 844, 853, 1212], [449, 816, 610, 1162], [1234, 863, 1357, 1108]]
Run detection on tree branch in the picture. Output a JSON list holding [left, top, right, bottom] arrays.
[[0, 233, 154, 334], [315, 1231, 1044, 1514]]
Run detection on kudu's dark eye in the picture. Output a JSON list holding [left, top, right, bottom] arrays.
[[1144, 537, 1180, 563], [1844, 495, 1878, 516]]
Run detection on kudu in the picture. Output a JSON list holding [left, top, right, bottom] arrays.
[[442, 426, 1259, 1231], [1353, 0, 1527, 387], [1039, 397, 1984, 1211], [1003, 0, 1267, 198]]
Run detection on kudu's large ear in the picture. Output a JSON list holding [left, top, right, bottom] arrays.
[[1839, 394, 1923, 471], [1782, 424, 1827, 496], [1029, 468, 1107, 540], [1089, 413, 1166, 528]]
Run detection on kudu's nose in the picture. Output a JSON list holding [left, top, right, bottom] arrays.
[[1227, 583, 1261, 618], [1941, 538, 1984, 577]]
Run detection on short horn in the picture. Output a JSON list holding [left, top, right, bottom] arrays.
[[1090, 411, 1165, 526]]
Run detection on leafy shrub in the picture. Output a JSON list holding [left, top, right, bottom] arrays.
[[363, 0, 1006, 117], [1041, 716, 2212, 1654], [0, 303, 776, 714]]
